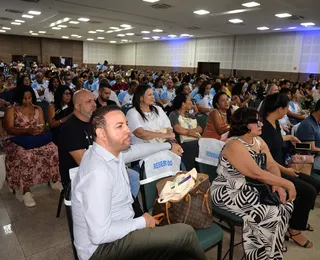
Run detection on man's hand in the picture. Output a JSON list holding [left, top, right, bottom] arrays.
[[272, 186, 287, 204], [143, 213, 159, 228], [170, 143, 183, 156]]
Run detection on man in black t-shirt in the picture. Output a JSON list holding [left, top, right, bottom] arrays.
[[58, 89, 97, 188], [96, 80, 117, 108]]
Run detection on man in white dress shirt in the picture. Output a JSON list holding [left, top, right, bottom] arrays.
[[71, 106, 206, 260]]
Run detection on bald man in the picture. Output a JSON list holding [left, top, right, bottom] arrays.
[[58, 89, 97, 188]]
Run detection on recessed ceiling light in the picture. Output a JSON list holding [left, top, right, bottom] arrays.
[[121, 39, 128, 42], [15, 20, 25, 23], [122, 27, 132, 31], [153, 29, 163, 32], [97, 37, 105, 39], [87, 38, 94, 41], [29, 31, 33, 33], [50, 23, 56, 27], [273, 28, 282, 31], [38, 31, 46, 33], [28, 11, 41, 15], [275, 13, 292, 18], [62, 36, 69, 39], [142, 0, 160, 2], [180, 34, 190, 37], [71, 34, 78, 37], [110, 27, 119, 30], [229, 19, 243, 23], [77, 36, 82, 38], [96, 29, 105, 32], [193, 10, 210, 15], [88, 31, 97, 34], [52, 27, 61, 30], [168, 34, 177, 38], [114, 29, 122, 32], [78, 18, 90, 22], [117, 34, 125, 37], [106, 30, 114, 33], [257, 26, 269, 30], [288, 27, 296, 29], [141, 31, 150, 34], [63, 17, 70, 22], [143, 37, 150, 39], [152, 36, 160, 39], [31, 33, 38, 35], [126, 33, 135, 36], [242, 2, 260, 8], [188, 35, 194, 37], [22, 14, 34, 19], [2, 27, 11, 30], [11, 22, 21, 25], [109, 41, 117, 43], [69, 21, 79, 24], [301, 22, 315, 27], [58, 25, 67, 28], [56, 20, 62, 25], [120, 24, 131, 28], [227, 9, 246, 14], [0, 30, 6, 33]]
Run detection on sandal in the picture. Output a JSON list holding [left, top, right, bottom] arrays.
[[281, 244, 287, 252], [305, 223, 314, 232], [285, 230, 313, 248]]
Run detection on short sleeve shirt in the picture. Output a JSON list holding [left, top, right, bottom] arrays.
[[296, 115, 320, 147]]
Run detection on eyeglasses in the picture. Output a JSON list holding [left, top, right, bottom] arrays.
[[64, 92, 72, 96]]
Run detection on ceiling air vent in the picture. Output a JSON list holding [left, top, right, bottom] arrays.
[[186, 26, 201, 30], [69, 26, 80, 29], [151, 4, 173, 9], [5, 9, 23, 14], [286, 15, 304, 21], [88, 20, 102, 24], [20, 0, 40, 3], [0, 17, 12, 21]]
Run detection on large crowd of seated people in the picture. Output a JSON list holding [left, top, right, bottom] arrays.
[[0, 60, 320, 259]]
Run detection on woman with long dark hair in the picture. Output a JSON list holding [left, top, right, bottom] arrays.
[[194, 81, 212, 113], [202, 92, 232, 141], [231, 82, 252, 108], [44, 76, 61, 103], [261, 93, 320, 249], [47, 85, 74, 145], [211, 106, 295, 259], [126, 84, 174, 144]]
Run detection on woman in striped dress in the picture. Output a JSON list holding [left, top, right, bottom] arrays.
[[211, 107, 296, 259]]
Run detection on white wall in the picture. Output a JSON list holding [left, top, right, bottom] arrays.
[[83, 31, 320, 73]]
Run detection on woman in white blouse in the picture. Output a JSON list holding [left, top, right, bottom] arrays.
[[44, 76, 61, 103], [126, 84, 175, 145]]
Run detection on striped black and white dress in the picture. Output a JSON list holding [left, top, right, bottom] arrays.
[[211, 137, 293, 260]]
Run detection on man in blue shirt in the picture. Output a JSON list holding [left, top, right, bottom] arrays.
[[296, 100, 320, 170], [72, 106, 206, 260]]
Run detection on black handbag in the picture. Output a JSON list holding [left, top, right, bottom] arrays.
[[245, 151, 281, 206]]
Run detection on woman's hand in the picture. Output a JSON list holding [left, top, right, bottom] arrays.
[[286, 182, 297, 203], [163, 132, 175, 140], [272, 186, 287, 204], [187, 129, 201, 139], [290, 135, 300, 144], [286, 168, 299, 177], [26, 127, 42, 136], [170, 143, 183, 156]]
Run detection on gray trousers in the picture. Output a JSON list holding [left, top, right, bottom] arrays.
[[90, 223, 206, 260]]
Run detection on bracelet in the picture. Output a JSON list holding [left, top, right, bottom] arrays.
[[60, 119, 63, 124]]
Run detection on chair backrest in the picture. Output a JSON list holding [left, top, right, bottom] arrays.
[[195, 112, 208, 131], [197, 138, 225, 166], [121, 103, 133, 115], [291, 123, 300, 136], [196, 159, 218, 183], [139, 151, 181, 211]]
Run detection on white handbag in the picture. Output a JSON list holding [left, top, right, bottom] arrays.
[[178, 115, 198, 143]]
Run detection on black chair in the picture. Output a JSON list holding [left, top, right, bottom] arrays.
[[64, 184, 79, 260], [121, 103, 133, 115], [196, 160, 244, 260], [139, 162, 223, 259]]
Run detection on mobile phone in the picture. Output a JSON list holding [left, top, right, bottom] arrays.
[[295, 143, 311, 150]]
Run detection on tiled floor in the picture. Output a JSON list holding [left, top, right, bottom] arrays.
[[0, 182, 319, 260]]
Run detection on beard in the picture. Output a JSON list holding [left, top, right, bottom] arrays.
[[80, 106, 93, 119], [100, 96, 110, 102]]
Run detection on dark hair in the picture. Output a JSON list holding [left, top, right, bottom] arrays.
[[16, 75, 31, 88], [229, 107, 259, 137], [99, 78, 111, 91], [173, 93, 188, 110], [198, 81, 210, 98], [48, 76, 61, 93], [175, 83, 189, 96], [232, 82, 244, 96], [72, 76, 80, 86], [279, 88, 291, 96], [132, 84, 158, 121], [129, 80, 138, 89], [15, 86, 37, 105], [290, 87, 299, 96], [91, 105, 121, 139], [260, 93, 289, 119], [213, 82, 222, 93], [54, 85, 74, 110], [212, 92, 232, 123], [314, 99, 320, 112]]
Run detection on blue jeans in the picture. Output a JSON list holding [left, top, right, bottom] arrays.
[[127, 168, 140, 198]]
